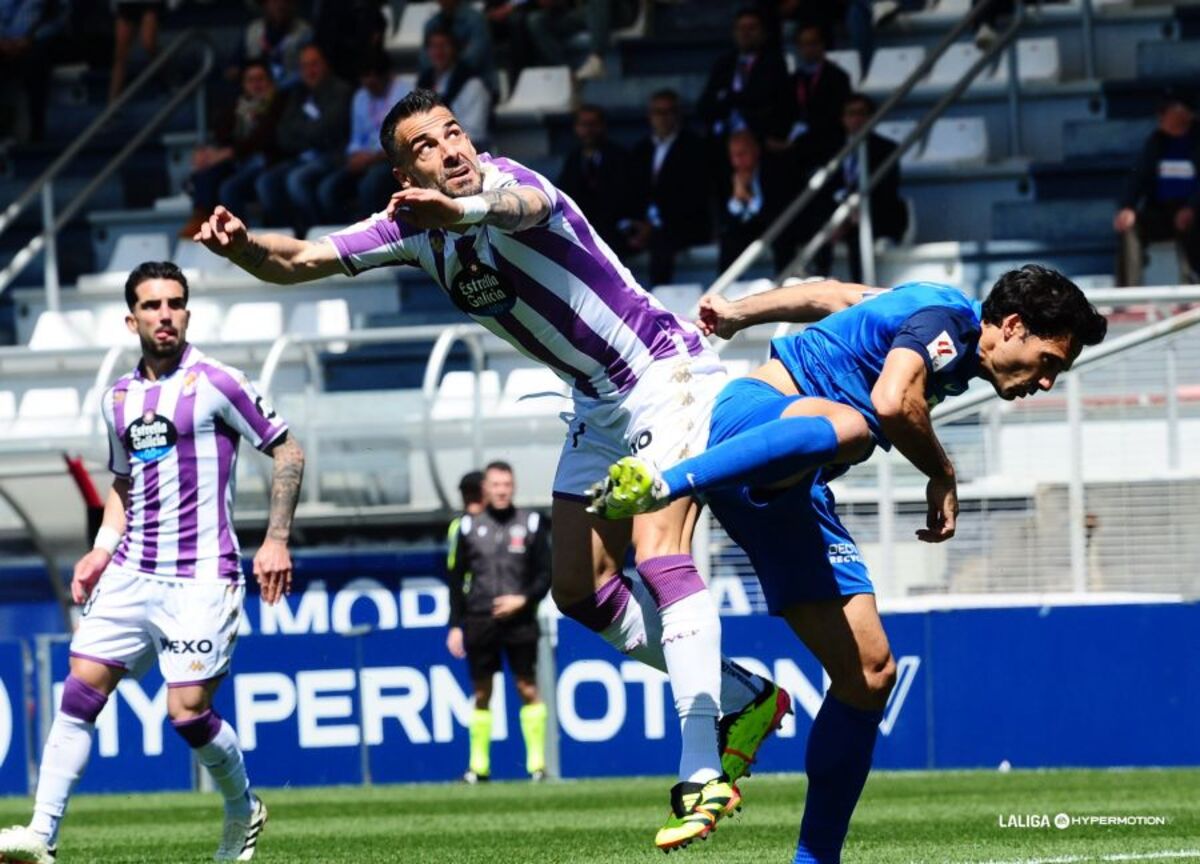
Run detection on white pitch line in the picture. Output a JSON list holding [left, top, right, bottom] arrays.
[[956, 850, 1200, 864]]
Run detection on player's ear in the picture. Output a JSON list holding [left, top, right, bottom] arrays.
[[1003, 313, 1024, 341], [125, 312, 136, 334], [393, 166, 411, 189]]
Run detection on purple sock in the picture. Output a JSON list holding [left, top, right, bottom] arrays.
[[559, 573, 632, 633], [637, 554, 705, 610]]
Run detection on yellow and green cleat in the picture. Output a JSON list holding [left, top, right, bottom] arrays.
[[586, 456, 671, 520], [719, 681, 793, 783], [655, 776, 741, 853]]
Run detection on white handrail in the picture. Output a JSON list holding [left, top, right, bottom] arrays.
[[421, 326, 487, 510]]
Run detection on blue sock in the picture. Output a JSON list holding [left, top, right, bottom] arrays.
[[661, 415, 839, 499], [793, 696, 882, 864]]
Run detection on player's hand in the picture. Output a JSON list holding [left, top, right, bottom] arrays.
[[1175, 206, 1195, 233], [71, 549, 110, 604], [386, 188, 471, 229], [697, 294, 745, 340], [492, 594, 528, 619], [253, 538, 292, 605], [1113, 208, 1136, 233], [446, 627, 466, 659], [917, 473, 958, 543], [194, 205, 249, 258]]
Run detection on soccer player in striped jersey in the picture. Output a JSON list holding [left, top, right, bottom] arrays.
[[195, 88, 788, 850], [590, 268, 1108, 863], [0, 262, 305, 864]]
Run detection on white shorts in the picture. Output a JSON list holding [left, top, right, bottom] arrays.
[[70, 566, 244, 686], [553, 349, 728, 501]]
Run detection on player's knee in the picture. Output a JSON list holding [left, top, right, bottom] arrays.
[[829, 407, 873, 463], [60, 675, 109, 724], [861, 653, 897, 707]]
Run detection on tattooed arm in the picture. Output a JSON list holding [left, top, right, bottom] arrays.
[[387, 185, 553, 233], [195, 206, 343, 284], [253, 433, 306, 604]]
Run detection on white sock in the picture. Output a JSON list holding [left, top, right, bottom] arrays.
[[599, 575, 765, 716], [196, 720, 251, 818], [31, 713, 95, 844], [659, 590, 723, 783]]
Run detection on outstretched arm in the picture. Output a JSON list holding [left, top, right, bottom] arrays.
[[871, 348, 958, 543], [195, 206, 343, 284], [386, 184, 552, 233], [253, 433, 305, 604], [697, 279, 881, 340]]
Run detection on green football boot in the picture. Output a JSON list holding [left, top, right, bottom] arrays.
[[654, 775, 740, 853], [720, 681, 793, 783]]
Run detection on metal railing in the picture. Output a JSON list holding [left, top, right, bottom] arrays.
[[0, 30, 213, 308], [706, 0, 1025, 305]]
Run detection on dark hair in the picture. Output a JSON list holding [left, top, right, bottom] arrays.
[[484, 460, 513, 476], [734, 5, 765, 25], [576, 103, 606, 122], [982, 265, 1107, 347], [458, 470, 484, 504], [844, 91, 875, 113], [649, 88, 680, 106], [380, 88, 445, 165], [358, 49, 390, 79], [796, 22, 826, 42], [124, 261, 189, 310], [241, 58, 273, 81], [424, 24, 460, 51]]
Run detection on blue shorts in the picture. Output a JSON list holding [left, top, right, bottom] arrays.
[[705, 378, 874, 615]]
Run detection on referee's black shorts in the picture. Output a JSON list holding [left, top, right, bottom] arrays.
[[463, 614, 540, 682]]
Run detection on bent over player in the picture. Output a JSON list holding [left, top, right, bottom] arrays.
[[0, 262, 305, 863], [592, 267, 1108, 862], [196, 88, 788, 849]]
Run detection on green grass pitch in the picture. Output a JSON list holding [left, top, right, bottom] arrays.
[[2, 769, 1198, 863]]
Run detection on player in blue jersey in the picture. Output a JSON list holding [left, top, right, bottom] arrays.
[[590, 265, 1108, 863]]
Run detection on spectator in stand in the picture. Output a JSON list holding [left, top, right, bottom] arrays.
[[255, 43, 351, 233], [0, 0, 67, 143], [310, 0, 388, 84], [526, 0, 638, 82], [557, 103, 635, 255], [317, 50, 409, 224], [417, 27, 492, 148], [109, 0, 162, 104], [776, 0, 838, 48], [628, 89, 712, 287], [768, 24, 851, 168], [1114, 89, 1200, 286], [182, 59, 284, 237], [484, 0, 536, 83], [422, 0, 498, 96], [811, 92, 908, 280], [698, 6, 791, 164], [238, 0, 313, 91], [718, 128, 795, 272]]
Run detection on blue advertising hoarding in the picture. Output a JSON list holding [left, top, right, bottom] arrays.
[[0, 640, 31, 795]]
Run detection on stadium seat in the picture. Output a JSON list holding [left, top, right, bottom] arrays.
[[652, 284, 703, 317], [495, 66, 573, 116], [991, 37, 1061, 85], [862, 46, 926, 93], [497, 367, 570, 416], [432, 370, 502, 419], [927, 42, 985, 88], [873, 120, 922, 166], [11, 388, 81, 438], [0, 391, 15, 422], [935, 0, 970, 10], [172, 238, 237, 275], [914, 117, 988, 166], [388, 2, 437, 50], [827, 50, 863, 89], [305, 225, 344, 240], [106, 232, 171, 274], [28, 310, 95, 350], [220, 302, 283, 343], [186, 298, 223, 345], [94, 304, 139, 348], [289, 299, 351, 337]]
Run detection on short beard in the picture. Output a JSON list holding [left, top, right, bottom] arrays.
[[140, 334, 184, 362]]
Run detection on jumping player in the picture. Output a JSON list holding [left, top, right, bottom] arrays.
[[194, 89, 787, 850], [590, 267, 1108, 862], [0, 262, 305, 863]]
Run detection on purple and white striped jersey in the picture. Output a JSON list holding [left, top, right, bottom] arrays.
[[102, 345, 288, 583], [326, 153, 709, 399]]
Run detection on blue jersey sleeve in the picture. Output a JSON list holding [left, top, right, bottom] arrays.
[[890, 307, 978, 376]]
